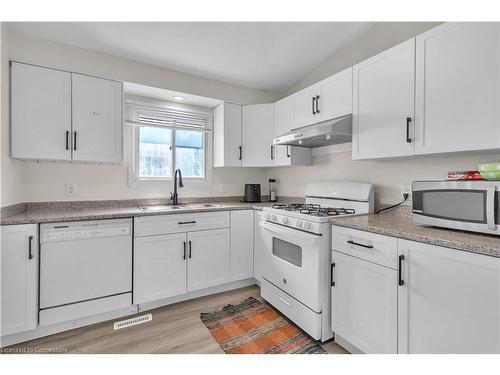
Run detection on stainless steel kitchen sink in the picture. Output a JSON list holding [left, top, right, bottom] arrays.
[[138, 205, 184, 212], [138, 203, 223, 212], [184, 203, 223, 209]]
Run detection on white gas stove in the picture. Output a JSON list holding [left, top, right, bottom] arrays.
[[263, 181, 374, 234], [259, 181, 374, 341]]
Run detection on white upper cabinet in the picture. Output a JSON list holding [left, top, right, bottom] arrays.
[[293, 67, 353, 129], [10, 62, 123, 163], [321, 67, 353, 120], [213, 102, 242, 167], [71, 74, 123, 163], [398, 240, 500, 354], [274, 95, 294, 136], [241, 103, 275, 167], [352, 39, 416, 160], [415, 22, 500, 155], [293, 84, 322, 128], [274, 96, 312, 167], [11, 62, 72, 161], [1, 224, 38, 336]]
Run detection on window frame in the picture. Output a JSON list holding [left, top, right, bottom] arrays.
[[127, 98, 213, 188]]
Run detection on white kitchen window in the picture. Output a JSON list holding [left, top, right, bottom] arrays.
[[126, 100, 212, 185]]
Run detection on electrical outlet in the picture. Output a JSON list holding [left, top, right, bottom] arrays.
[[219, 184, 226, 193], [66, 184, 77, 196], [400, 184, 411, 201]]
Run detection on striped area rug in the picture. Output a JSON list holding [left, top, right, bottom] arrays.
[[200, 296, 326, 354]]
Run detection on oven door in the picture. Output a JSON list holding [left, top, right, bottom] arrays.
[[412, 181, 500, 235], [259, 221, 323, 312]]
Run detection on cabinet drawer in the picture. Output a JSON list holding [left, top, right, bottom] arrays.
[[332, 226, 398, 269], [135, 211, 230, 237], [261, 279, 322, 340]]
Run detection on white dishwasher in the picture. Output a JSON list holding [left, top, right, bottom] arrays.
[[39, 218, 133, 326]]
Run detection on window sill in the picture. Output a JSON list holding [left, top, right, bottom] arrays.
[[128, 176, 212, 188]]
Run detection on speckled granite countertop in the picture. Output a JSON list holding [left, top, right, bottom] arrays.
[[330, 210, 500, 258], [0, 201, 275, 225]]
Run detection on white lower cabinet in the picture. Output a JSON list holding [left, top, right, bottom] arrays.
[[187, 228, 231, 292], [253, 211, 265, 283], [398, 240, 500, 354], [230, 210, 254, 281], [134, 233, 187, 304], [331, 250, 398, 354], [1, 225, 38, 336], [134, 213, 234, 304], [332, 225, 500, 354]]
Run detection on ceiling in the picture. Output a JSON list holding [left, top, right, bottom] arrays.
[[7, 22, 373, 93]]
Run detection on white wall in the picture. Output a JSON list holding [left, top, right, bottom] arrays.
[[266, 151, 500, 208], [1, 29, 277, 205], [1, 25, 25, 206]]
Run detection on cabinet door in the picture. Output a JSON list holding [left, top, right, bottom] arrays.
[[11, 62, 72, 160], [213, 103, 242, 167], [274, 97, 312, 167], [133, 233, 187, 304], [242, 104, 275, 167], [1, 224, 38, 336], [275, 96, 294, 137], [331, 251, 398, 354], [398, 240, 500, 354], [72, 73, 123, 163], [321, 67, 353, 120], [230, 210, 254, 281], [415, 23, 500, 155], [352, 39, 415, 159], [293, 85, 322, 128], [187, 228, 230, 291], [253, 212, 265, 283]]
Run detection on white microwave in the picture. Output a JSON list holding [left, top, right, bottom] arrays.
[[412, 180, 500, 236]]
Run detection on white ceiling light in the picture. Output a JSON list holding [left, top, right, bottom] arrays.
[[173, 95, 184, 101]]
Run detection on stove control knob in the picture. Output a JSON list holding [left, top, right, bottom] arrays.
[[304, 222, 311, 230], [270, 215, 277, 222], [281, 217, 289, 224], [296, 221, 303, 228]]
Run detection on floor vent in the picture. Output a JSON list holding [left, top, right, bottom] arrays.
[[113, 313, 152, 330]]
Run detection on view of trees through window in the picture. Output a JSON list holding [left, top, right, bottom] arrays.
[[138, 126, 204, 179]]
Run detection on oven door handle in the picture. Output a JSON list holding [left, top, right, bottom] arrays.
[[259, 221, 321, 243], [486, 185, 496, 230]]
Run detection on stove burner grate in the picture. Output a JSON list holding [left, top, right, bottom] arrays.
[[272, 203, 355, 216]]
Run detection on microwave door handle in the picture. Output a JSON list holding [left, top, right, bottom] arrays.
[[486, 186, 496, 230]]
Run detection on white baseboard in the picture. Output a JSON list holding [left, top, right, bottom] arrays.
[[1, 305, 138, 348], [334, 333, 363, 354], [138, 278, 257, 312]]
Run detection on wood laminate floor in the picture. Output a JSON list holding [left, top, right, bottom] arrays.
[[5, 285, 349, 354]]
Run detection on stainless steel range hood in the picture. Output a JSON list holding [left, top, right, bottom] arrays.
[[273, 114, 352, 148]]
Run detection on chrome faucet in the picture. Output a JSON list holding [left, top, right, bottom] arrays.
[[170, 169, 184, 205]]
